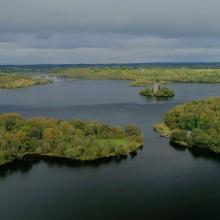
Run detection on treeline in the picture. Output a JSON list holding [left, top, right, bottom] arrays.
[[50, 67, 220, 85], [155, 97, 220, 153], [0, 113, 143, 165], [0, 74, 50, 89], [3, 67, 220, 89]]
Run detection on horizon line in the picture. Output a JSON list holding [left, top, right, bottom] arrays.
[[1, 61, 220, 66]]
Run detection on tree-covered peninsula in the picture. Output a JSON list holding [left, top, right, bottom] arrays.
[[0, 74, 50, 89], [0, 113, 143, 165], [154, 97, 220, 153], [50, 67, 220, 85], [139, 83, 174, 97]]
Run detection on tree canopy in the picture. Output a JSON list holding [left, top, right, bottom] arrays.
[[155, 97, 220, 153], [0, 113, 143, 165]]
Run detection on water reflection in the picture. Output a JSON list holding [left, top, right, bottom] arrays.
[[0, 80, 220, 220], [0, 151, 139, 179], [170, 142, 220, 163], [188, 148, 220, 163]]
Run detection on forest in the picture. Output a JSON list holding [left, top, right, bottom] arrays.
[[0, 113, 143, 165], [154, 97, 220, 153]]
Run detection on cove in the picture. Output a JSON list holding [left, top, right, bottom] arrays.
[[0, 80, 220, 220]]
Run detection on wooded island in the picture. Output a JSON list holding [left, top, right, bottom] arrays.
[[0, 113, 143, 165], [139, 83, 174, 97]]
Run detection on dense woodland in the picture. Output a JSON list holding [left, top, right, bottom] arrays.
[[155, 97, 220, 153], [0, 113, 143, 165], [0, 74, 50, 89]]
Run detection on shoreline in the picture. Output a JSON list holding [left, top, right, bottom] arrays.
[[0, 145, 143, 168], [154, 123, 220, 154]]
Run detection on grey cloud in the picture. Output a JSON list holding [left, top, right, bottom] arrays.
[[1, 46, 220, 65], [0, 0, 220, 64], [1, 35, 220, 64], [1, 33, 220, 51], [0, 0, 220, 37]]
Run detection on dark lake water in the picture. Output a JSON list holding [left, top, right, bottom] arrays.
[[0, 80, 220, 220]]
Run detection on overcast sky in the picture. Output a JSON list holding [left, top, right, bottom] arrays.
[[0, 0, 220, 64]]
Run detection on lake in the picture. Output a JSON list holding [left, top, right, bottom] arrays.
[[0, 80, 220, 220]]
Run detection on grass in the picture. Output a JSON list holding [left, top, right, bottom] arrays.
[[153, 123, 171, 137]]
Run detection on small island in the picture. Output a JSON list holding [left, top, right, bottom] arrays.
[[154, 97, 220, 153], [0, 113, 143, 166], [139, 83, 175, 97], [0, 74, 50, 89]]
